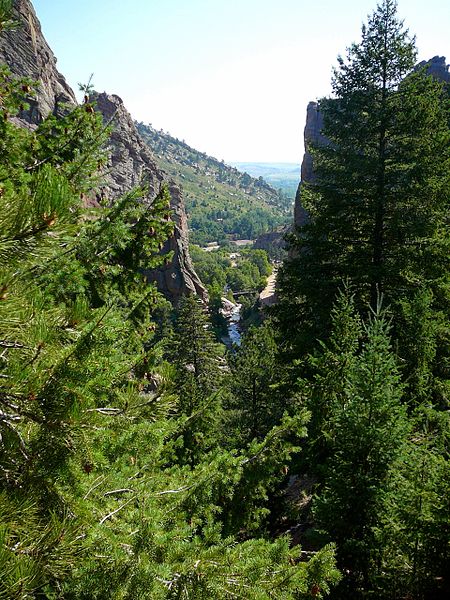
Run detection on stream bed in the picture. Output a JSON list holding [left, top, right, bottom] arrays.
[[227, 303, 242, 346], [221, 298, 242, 347]]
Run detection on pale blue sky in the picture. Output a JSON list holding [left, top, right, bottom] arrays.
[[33, 0, 449, 162]]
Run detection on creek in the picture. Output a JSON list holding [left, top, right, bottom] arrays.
[[221, 298, 242, 347], [227, 303, 242, 346]]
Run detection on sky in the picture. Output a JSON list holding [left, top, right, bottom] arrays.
[[33, 0, 449, 163]]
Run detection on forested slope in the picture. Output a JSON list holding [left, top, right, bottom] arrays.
[[137, 122, 291, 244]]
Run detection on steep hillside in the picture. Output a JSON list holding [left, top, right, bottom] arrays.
[[136, 123, 290, 245], [231, 162, 300, 199]]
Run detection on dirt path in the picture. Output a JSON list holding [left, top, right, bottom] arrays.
[[260, 268, 278, 306]]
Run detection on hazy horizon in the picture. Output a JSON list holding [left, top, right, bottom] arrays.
[[33, 0, 449, 163]]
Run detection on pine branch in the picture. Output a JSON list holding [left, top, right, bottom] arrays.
[[98, 496, 135, 525]]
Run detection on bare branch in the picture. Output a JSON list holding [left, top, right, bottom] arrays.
[[99, 496, 135, 525], [103, 488, 133, 497]]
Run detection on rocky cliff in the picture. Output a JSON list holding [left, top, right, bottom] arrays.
[[417, 55, 450, 83], [0, 0, 76, 127], [91, 92, 207, 301], [294, 101, 328, 228], [0, 0, 207, 302], [253, 226, 288, 254]]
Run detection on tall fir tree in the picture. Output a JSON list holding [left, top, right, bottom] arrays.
[[168, 294, 225, 464], [311, 301, 409, 597], [227, 322, 284, 446], [276, 1, 450, 403]]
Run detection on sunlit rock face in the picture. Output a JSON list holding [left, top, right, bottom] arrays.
[[91, 92, 208, 302], [0, 0, 76, 127], [0, 0, 207, 303]]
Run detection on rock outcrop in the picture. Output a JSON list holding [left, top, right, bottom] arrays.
[[299, 102, 325, 186], [253, 226, 288, 253], [0, 0, 76, 127], [294, 101, 329, 229], [0, 0, 207, 302], [417, 56, 450, 83], [91, 92, 207, 301]]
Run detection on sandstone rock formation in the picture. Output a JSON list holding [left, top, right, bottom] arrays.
[[0, 0, 207, 302], [0, 0, 76, 127], [417, 56, 450, 83]]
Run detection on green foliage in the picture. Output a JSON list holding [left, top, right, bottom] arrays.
[[190, 244, 272, 299], [276, 0, 450, 382], [168, 295, 225, 464], [297, 289, 363, 473], [273, 4, 450, 597], [54, 405, 339, 599], [227, 322, 290, 446], [0, 0, 14, 35], [0, 63, 340, 598], [312, 301, 409, 594], [378, 410, 450, 599]]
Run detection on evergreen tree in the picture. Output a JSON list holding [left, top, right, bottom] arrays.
[[169, 294, 225, 464], [312, 303, 409, 597], [379, 406, 450, 599], [297, 289, 363, 476], [227, 321, 287, 446], [277, 0, 450, 387]]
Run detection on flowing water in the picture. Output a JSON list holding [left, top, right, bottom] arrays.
[[227, 303, 242, 346]]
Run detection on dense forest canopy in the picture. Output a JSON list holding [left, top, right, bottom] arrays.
[[1, 0, 449, 599]]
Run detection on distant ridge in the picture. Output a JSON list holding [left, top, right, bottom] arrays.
[[137, 123, 291, 245], [231, 162, 300, 199]]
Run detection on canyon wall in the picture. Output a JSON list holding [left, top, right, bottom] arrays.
[[0, 0, 207, 302]]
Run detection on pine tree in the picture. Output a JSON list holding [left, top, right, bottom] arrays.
[[379, 406, 450, 599], [0, 46, 175, 593], [297, 289, 362, 476], [169, 294, 225, 465], [312, 303, 410, 596], [227, 321, 286, 446], [277, 0, 450, 382]]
